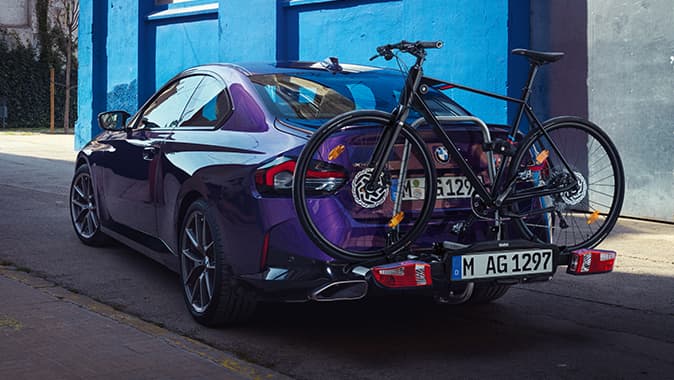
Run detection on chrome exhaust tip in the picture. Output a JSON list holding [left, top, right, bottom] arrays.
[[309, 280, 368, 302]]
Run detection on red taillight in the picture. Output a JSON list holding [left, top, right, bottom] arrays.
[[255, 157, 347, 195], [567, 249, 616, 275], [255, 160, 296, 189], [371, 261, 432, 288]]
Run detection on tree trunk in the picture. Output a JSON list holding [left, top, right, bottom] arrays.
[[64, 32, 72, 134]]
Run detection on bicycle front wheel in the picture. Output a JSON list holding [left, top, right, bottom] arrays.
[[509, 117, 624, 250], [292, 110, 437, 261]]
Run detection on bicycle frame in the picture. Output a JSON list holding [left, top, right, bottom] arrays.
[[369, 53, 580, 218]]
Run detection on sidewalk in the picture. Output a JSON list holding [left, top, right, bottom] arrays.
[[0, 266, 284, 380]]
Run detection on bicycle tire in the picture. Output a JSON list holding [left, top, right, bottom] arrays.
[[292, 110, 437, 261], [508, 117, 624, 250]]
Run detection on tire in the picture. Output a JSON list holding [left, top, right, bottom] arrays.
[[467, 284, 510, 304], [69, 165, 110, 246], [179, 199, 256, 325], [509, 117, 624, 250], [292, 110, 437, 261]]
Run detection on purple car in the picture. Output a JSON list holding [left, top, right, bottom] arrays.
[[70, 62, 533, 325]]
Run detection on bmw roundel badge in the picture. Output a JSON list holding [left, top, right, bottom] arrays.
[[434, 146, 449, 163]]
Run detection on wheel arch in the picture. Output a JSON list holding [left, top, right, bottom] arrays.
[[176, 190, 206, 239], [75, 151, 93, 170]]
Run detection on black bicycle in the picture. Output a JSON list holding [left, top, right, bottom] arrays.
[[292, 40, 624, 261]]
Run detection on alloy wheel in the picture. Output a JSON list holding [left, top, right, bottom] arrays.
[[70, 172, 100, 239], [180, 210, 216, 313]]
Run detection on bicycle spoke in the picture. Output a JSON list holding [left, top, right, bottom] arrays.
[[292, 112, 436, 259], [511, 120, 623, 250]]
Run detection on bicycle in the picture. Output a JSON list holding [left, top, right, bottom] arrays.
[[292, 40, 624, 262]]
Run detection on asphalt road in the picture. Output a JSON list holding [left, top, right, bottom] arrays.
[[1, 134, 673, 379]]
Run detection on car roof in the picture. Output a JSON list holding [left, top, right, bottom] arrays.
[[194, 61, 403, 78]]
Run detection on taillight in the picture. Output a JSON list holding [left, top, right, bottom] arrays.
[[371, 261, 432, 288], [567, 249, 616, 275], [255, 157, 347, 196]]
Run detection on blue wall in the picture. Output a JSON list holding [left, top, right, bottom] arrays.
[[279, 0, 526, 123], [155, 19, 219, 87], [76, 0, 530, 149]]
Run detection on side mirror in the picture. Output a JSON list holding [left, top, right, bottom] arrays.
[[97, 110, 131, 131]]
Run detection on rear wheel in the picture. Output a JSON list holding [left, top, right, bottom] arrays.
[[293, 110, 436, 261], [509, 117, 624, 250], [179, 199, 256, 325]]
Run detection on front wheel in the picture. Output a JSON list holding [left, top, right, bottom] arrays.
[[509, 117, 624, 250], [69, 165, 109, 246], [292, 110, 437, 261]]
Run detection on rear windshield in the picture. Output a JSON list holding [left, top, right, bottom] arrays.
[[249, 71, 468, 124]]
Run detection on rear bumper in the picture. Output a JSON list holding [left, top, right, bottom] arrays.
[[239, 239, 598, 303]]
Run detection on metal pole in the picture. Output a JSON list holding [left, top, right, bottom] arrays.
[[50, 67, 55, 134]]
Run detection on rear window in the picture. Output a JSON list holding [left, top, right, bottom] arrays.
[[249, 71, 468, 124]]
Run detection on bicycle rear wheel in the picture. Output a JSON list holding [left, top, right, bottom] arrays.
[[509, 117, 624, 250], [292, 110, 437, 261]]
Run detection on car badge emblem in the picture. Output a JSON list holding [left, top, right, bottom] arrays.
[[434, 146, 449, 163]]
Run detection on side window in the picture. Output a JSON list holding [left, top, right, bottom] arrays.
[[139, 75, 203, 129], [179, 76, 230, 128]]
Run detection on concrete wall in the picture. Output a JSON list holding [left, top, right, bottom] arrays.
[[77, 0, 530, 149], [587, 0, 674, 221], [0, 0, 61, 48], [530, 0, 673, 222], [0, 0, 35, 45]]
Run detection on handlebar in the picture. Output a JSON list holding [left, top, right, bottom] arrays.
[[419, 41, 444, 49], [369, 40, 443, 61]]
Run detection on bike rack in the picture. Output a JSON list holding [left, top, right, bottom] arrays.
[[409, 116, 502, 238], [411, 116, 497, 183]]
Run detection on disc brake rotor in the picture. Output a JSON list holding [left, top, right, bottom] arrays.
[[558, 170, 588, 206], [351, 168, 389, 209]]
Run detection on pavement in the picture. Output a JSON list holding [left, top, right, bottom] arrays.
[[0, 266, 281, 380], [0, 133, 285, 380], [0, 132, 673, 379]]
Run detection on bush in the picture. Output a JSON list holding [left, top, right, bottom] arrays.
[[0, 27, 77, 129]]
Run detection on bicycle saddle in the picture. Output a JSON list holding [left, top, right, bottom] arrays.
[[512, 49, 565, 65]]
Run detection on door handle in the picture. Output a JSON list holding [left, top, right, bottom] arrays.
[[143, 146, 158, 161]]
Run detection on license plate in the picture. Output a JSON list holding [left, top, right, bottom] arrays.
[[450, 249, 554, 281], [395, 176, 473, 201]]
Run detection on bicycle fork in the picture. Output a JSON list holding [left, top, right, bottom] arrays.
[[366, 60, 426, 191]]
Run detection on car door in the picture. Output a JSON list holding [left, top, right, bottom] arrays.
[[100, 75, 203, 239]]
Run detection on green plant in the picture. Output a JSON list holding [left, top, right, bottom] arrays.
[[0, 1, 77, 130]]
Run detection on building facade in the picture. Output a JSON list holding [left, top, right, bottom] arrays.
[[1, 0, 39, 45], [0, 0, 64, 47], [76, 0, 674, 221], [76, 0, 530, 147]]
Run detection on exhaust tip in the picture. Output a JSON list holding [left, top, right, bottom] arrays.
[[310, 280, 368, 302]]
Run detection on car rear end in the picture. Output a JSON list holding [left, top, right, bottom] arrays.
[[241, 63, 616, 302]]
